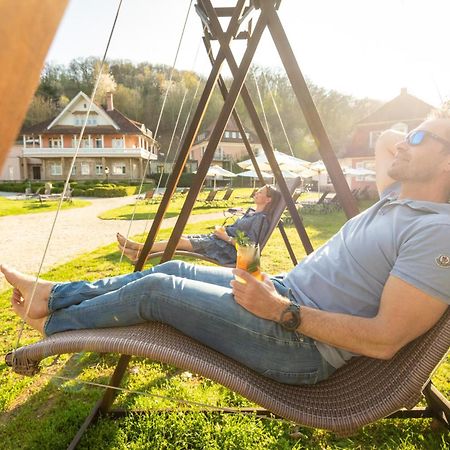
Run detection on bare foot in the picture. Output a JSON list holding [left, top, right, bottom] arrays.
[[116, 233, 143, 251], [118, 244, 139, 264], [11, 295, 46, 335], [0, 265, 54, 319]]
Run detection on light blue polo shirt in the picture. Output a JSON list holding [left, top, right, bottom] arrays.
[[283, 185, 450, 368]]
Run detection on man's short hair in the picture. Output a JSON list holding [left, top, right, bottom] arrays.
[[427, 107, 450, 140]]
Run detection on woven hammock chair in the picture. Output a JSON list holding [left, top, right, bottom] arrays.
[[6, 309, 450, 435]]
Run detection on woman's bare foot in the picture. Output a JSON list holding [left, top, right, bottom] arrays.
[[0, 265, 54, 319], [11, 295, 46, 335], [116, 233, 143, 251], [118, 244, 139, 264]]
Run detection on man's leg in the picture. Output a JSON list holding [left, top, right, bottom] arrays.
[[45, 271, 333, 385], [4, 261, 234, 316]]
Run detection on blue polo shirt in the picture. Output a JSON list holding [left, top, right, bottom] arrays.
[[283, 185, 450, 368]]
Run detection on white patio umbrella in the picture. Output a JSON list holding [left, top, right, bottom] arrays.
[[202, 165, 237, 189], [238, 150, 311, 173], [236, 169, 273, 178], [236, 169, 272, 188]]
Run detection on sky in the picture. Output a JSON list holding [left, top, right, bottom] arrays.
[[45, 0, 450, 106]]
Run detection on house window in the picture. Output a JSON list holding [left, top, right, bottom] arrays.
[[112, 163, 126, 175], [24, 136, 40, 147], [369, 130, 384, 149], [71, 165, 77, 176], [112, 138, 124, 148], [157, 165, 164, 173], [231, 131, 237, 139], [94, 137, 103, 148], [95, 165, 103, 175], [224, 131, 230, 138], [48, 137, 62, 148], [81, 162, 90, 175], [50, 163, 62, 176]]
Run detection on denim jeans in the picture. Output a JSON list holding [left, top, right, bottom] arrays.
[[45, 261, 335, 385]]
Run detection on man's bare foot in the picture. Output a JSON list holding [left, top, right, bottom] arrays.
[[11, 295, 46, 335], [116, 233, 143, 251], [0, 265, 54, 319]]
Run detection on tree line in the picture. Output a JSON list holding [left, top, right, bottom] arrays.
[[26, 57, 381, 161]]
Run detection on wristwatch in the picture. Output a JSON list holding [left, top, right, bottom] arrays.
[[279, 302, 301, 331]]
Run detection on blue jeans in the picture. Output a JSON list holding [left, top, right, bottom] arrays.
[[45, 261, 335, 385]]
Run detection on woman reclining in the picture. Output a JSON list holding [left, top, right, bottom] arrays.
[[118, 185, 281, 266]]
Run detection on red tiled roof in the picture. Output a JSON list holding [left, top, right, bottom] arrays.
[[342, 90, 435, 158], [21, 105, 153, 138], [357, 91, 434, 125]]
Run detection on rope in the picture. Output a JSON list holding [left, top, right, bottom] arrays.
[[139, 41, 204, 240], [15, 0, 124, 350], [252, 66, 274, 148], [262, 71, 295, 156], [119, 0, 194, 264]]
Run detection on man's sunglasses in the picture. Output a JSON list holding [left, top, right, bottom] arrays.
[[406, 129, 450, 151]]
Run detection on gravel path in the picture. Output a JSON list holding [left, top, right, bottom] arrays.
[[0, 193, 224, 289]]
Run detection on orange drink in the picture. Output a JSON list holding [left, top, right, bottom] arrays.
[[235, 243, 262, 283]]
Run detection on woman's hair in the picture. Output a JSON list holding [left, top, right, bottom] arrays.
[[263, 184, 281, 216]]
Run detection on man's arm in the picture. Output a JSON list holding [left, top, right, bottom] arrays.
[[231, 271, 448, 359], [374, 130, 405, 196]]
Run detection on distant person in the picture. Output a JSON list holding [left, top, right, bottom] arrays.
[[2, 111, 449, 386], [117, 185, 281, 265]]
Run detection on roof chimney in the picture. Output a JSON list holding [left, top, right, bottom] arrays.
[[106, 92, 114, 111], [400, 87, 407, 96]]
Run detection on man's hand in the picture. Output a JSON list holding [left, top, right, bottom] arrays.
[[230, 269, 290, 322]]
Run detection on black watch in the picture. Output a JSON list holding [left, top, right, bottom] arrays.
[[279, 302, 301, 331]]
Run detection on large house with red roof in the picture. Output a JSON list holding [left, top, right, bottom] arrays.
[[339, 88, 434, 194], [19, 92, 157, 181]]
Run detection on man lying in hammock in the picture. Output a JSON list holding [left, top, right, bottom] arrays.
[[117, 184, 281, 266], [2, 113, 449, 386]]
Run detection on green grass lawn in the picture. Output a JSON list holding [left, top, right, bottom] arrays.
[[98, 188, 257, 220], [0, 208, 448, 449], [97, 188, 321, 221], [0, 196, 91, 216]]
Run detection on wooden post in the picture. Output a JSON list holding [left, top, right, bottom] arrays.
[[0, 0, 68, 170]]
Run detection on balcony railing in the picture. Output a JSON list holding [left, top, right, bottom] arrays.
[[212, 152, 232, 161], [22, 147, 157, 160]]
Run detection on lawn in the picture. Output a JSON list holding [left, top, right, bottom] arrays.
[[98, 188, 321, 221], [0, 196, 90, 217], [0, 208, 448, 449]]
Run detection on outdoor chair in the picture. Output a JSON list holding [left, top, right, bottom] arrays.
[[299, 190, 330, 214], [149, 178, 303, 267], [291, 189, 303, 204], [6, 308, 449, 437], [199, 189, 219, 206], [221, 188, 234, 202]]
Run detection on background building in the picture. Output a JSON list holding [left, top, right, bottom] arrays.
[[339, 88, 434, 194], [18, 92, 157, 182]]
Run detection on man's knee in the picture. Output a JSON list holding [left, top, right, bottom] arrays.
[[155, 260, 192, 276]]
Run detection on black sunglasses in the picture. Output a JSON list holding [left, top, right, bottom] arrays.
[[406, 129, 450, 151]]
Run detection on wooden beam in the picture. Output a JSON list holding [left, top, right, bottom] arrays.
[[0, 0, 68, 171]]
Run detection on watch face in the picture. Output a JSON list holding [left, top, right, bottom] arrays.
[[281, 304, 301, 331]]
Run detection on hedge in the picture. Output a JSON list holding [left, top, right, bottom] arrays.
[[0, 181, 154, 197]]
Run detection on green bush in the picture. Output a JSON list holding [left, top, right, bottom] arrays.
[[0, 179, 155, 197], [149, 173, 195, 187]]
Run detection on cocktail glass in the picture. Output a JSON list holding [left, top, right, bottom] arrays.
[[235, 243, 262, 283]]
